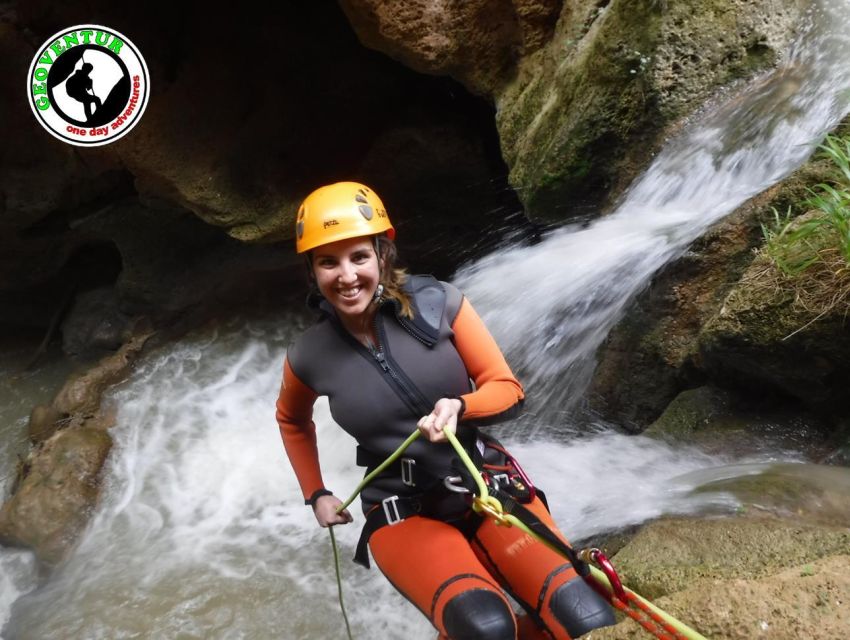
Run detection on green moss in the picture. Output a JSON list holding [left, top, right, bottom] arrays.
[[498, 0, 805, 221], [612, 517, 850, 599]]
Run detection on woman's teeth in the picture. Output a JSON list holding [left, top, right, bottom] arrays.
[[339, 286, 362, 298]]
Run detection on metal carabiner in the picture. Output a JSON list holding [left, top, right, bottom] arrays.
[[579, 547, 627, 603], [443, 475, 471, 494]]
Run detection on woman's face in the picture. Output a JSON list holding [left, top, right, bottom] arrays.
[[312, 236, 382, 320]]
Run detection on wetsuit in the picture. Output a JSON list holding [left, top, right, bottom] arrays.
[[276, 276, 613, 640]]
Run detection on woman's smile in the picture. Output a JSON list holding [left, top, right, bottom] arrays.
[[312, 236, 381, 320]]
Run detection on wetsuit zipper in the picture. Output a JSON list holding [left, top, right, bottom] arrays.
[[332, 309, 433, 418], [396, 313, 434, 347], [370, 312, 433, 417]]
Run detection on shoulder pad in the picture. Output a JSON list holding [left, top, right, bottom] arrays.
[[400, 275, 446, 346]]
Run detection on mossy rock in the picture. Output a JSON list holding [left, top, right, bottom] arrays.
[[608, 516, 850, 600], [692, 463, 850, 528], [591, 554, 850, 640], [645, 385, 831, 457], [496, 0, 807, 221], [0, 427, 113, 567]]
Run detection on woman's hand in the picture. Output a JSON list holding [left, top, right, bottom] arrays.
[[313, 494, 354, 528], [417, 398, 463, 443]]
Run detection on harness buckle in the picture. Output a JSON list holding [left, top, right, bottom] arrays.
[[382, 495, 403, 526], [491, 472, 510, 486], [401, 457, 416, 487], [443, 475, 471, 494]]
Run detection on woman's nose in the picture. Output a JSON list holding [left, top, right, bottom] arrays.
[[338, 260, 357, 283]]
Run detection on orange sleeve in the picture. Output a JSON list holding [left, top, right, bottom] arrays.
[[276, 356, 325, 501], [451, 297, 525, 421]]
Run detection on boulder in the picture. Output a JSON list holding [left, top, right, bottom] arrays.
[[698, 216, 850, 415], [497, 0, 808, 220], [338, 0, 562, 96], [588, 120, 849, 430], [0, 427, 112, 567], [645, 385, 831, 458]]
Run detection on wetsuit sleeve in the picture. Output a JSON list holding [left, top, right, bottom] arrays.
[[276, 356, 325, 502], [451, 297, 525, 423]]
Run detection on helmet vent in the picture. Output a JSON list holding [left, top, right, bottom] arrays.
[[355, 194, 368, 204], [358, 205, 373, 220]]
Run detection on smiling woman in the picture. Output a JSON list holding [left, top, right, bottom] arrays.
[[312, 238, 383, 328], [275, 181, 614, 640]]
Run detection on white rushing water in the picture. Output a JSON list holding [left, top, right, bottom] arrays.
[[4, 0, 850, 638], [1, 319, 759, 640], [455, 0, 850, 411]]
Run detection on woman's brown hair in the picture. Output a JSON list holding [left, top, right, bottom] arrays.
[[374, 235, 413, 319]]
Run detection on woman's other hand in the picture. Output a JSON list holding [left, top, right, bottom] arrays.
[[417, 398, 462, 443], [313, 494, 354, 527]]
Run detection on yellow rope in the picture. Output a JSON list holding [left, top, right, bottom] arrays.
[[442, 429, 708, 640], [337, 430, 421, 513], [329, 426, 709, 640], [328, 525, 354, 640]]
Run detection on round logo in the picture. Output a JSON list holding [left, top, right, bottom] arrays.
[[27, 25, 149, 146]]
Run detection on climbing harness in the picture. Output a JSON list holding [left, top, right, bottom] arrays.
[[326, 428, 708, 640]]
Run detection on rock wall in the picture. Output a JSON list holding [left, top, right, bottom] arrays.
[[340, 0, 809, 220], [1, 0, 524, 340], [588, 119, 850, 453]]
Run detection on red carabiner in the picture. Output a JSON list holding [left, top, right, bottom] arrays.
[[581, 548, 627, 603], [486, 442, 537, 502]]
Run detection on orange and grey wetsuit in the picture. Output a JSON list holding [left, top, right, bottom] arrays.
[[276, 276, 614, 640]]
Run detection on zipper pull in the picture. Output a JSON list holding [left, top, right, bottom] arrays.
[[374, 349, 389, 372]]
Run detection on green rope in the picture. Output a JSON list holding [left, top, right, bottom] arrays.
[[327, 426, 708, 640], [442, 429, 708, 640], [326, 430, 423, 640], [337, 430, 421, 513], [328, 525, 354, 640]]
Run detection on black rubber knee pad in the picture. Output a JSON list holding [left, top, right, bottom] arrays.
[[442, 589, 516, 640], [549, 577, 616, 638]]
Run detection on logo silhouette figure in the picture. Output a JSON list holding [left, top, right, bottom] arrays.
[[65, 62, 102, 123]]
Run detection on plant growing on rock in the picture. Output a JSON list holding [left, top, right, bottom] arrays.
[[761, 133, 850, 275], [742, 133, 850, 331]]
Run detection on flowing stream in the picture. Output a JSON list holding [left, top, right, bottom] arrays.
[[456, 0, 850, 414], [3, 1, 850, 638]]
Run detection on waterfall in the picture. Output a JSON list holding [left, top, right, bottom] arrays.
[[4, 1, 850, 638], [455, 0, 850, 412]]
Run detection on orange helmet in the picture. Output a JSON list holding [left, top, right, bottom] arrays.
[[295, 181, 395, 254]]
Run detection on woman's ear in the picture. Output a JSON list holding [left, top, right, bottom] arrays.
[[304, 254, 317, 283]]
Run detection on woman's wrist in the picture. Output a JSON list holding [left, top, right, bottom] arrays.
[[446, 396, 466, 420], [306, 488, 333, 508]]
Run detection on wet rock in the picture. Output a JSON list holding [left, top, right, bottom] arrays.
[[644, 385, 831, 458], [1, 325, 151, 566], [0, 427, 112, 567], [27, 404, 67, 445], [339, 0, 562, 95], [589, 468, 850, 638], [692, 463, 850, 529], [592, 554, 850, 640], [60, 287, 135, 357], [496, 0, 808, 220], [601, 516, 850, 600], [53, 326, 152, 416], [588, 118, 850, 431], [698, 216, 850, 415]]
